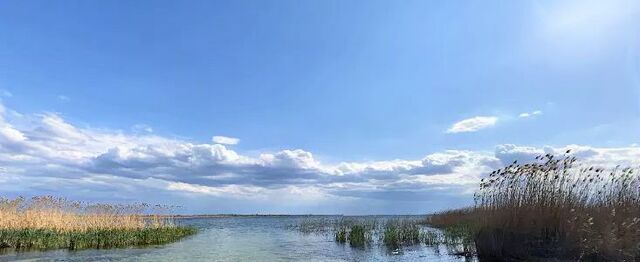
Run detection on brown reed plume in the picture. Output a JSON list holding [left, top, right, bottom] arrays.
[[473, 153, 640, 260], [0, 196, 175, 232]]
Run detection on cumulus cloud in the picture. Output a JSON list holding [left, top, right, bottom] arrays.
[[446, 116, 498, 133], [0, 103, 638, 213], [212, 135, 240, 145], [519, 110, 542, 118]]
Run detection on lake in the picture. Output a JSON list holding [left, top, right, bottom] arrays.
[[0, 216, 477, 261]]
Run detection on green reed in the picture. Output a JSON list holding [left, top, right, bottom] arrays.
[[0, 227, 196, 251]]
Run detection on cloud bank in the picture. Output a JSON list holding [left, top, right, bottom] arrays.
[[0, 105, 638, 214]]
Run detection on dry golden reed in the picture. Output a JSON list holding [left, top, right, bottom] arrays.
[[0, 196, 195, 251], [428, 153, 640, 260], [0, 196, 173, 232]]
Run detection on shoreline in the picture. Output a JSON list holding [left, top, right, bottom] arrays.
[[153, 214, 429, 219]]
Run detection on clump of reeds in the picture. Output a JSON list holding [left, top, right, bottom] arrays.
[[335, 226, 347, 243], [471, 153, 640, 260], [422, 208, 475, 228], [293, 216, 474, 253], [382, 219, 421, 249], [0, 196, 196, 251], [332, 218, 375, 247], [348, 224, 368, 247]]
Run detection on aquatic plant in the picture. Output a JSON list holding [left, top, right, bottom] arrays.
[[0, 196, 196, 251], [332, 219, 375, 247], [335, 226, 347, 243], [347, 224, 368, 247], [294, 216, 475, 254], [428, 153, 640, 260], [0, 227, 196, 250], [382, 220, 420, 249]]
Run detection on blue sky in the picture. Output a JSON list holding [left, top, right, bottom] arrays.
[[0, 0, 639, 214]]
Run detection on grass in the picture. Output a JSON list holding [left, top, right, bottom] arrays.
[[0, 196, 197, 251], [426, 153, 640, 260]]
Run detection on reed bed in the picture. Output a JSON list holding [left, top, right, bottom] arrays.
[[0, 196, 196, 251], [293, 217, 471, 253], [333, 218, 377, 247], [382, 219, 420, 249], [428, 153, 640, 260]]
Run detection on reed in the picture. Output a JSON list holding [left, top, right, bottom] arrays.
[[382, 219, 420, 249], [428, 153, 640, 260], [332, 218, 375, 247], [293, 217, 474, 255], [348, 224, 367, 247], [0, 196, 196, 251]]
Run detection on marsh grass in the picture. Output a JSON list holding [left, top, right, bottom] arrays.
[[347, 225, 367, 247], [0, 227, 196, 250], [333, 218, 375, 247], [427, 153, 640, 260], [293, 216, 475, 256], [0, 196, 196, 251], [382, 219, 420, 249]]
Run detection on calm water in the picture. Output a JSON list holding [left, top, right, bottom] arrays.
[[0, 216, 476, 261]]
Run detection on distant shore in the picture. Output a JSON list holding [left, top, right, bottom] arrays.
[[158, 214, 426, 219]]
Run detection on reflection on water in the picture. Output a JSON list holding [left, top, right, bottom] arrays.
[[0, 216, 477, 261]]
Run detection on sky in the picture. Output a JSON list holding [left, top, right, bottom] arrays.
[[0, 0, 639, 214]]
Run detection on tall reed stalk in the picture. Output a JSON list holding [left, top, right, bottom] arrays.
[[0, 196, 195, 251], [462, 153, 640, 260]]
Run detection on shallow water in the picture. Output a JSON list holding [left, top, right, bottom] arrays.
[[0, 216, 476, 261]]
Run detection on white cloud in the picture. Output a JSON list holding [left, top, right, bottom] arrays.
[[446, 116, 498, 133], [518, 110, 542, 118], [212, 135, 240, 145], [0, 103, 638, 213]]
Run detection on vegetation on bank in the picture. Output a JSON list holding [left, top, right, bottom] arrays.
[[0, 196, 196, 251], [425, 153, 640, 260]]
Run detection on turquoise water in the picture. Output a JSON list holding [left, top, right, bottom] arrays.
[[0, 216, 476, 261]]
